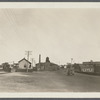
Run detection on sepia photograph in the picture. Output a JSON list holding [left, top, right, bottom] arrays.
[[0, 3, 100, 97]]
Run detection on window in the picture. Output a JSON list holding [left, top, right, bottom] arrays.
[[24, 64, 27, 68]]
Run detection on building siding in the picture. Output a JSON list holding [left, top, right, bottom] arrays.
[[18, 59, 31, 69]]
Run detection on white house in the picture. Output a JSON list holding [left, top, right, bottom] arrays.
[[18, 58, 32, 70]]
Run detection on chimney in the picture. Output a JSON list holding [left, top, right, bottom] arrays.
[[39, 54, 41, 63]]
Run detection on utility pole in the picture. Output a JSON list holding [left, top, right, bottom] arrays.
[[71, 58, 73, 65], [71, 58, 73, 68], [25, 51, 32, 61], [25, 51, 32, 72]]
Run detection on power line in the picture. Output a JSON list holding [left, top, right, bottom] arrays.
[[25, 51, 32, 61]]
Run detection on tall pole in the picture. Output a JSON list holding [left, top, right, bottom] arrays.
[[25, 51, 32, 72], [71, 58, 73, 69], [25, 51, 32, 61], [71, 58, 73, 64]]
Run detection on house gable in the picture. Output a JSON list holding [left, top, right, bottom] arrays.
[[18, 58, 31, 64], [18, 58, 31, 69]]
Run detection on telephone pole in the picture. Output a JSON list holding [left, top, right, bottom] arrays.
[[25, 51, 32, 72], [71, 58, 73, 64], [25, 51, 32, 61]]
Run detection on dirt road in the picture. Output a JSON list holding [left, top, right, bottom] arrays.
[[0, 70, 100, 92]]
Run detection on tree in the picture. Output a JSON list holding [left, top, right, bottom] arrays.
[[2, 62, 11, 72]]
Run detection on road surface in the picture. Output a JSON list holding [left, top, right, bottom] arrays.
[[0, 69, 100, 92]]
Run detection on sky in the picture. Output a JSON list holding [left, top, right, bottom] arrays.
[[0, 8, 100, 65]]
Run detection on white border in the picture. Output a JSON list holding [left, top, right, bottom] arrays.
[[0, 2, 100, 8], [0, 2, 100, 98], [0, 93, 100, 98]]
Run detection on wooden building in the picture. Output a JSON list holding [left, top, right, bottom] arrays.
[[18, 58, 32, 72], [36, 62, 59, 71]]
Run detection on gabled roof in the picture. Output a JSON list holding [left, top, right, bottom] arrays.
[[36, 62, 59, 67], [18, 58, 31, 64], [36, 62, 45, 66]]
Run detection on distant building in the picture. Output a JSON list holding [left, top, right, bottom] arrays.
[[36, 62, 59, 71], [18, 58, 32, 72], [74, 64, 94, 73], [83, 61, 100, 74], [80, 64, 94, 73], [73, 60, 100, 74]]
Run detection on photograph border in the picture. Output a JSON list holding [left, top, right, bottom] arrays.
[[0, 2, 100, 98]]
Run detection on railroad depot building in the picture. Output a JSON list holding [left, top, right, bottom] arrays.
[[18, 58, 32, 72]]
